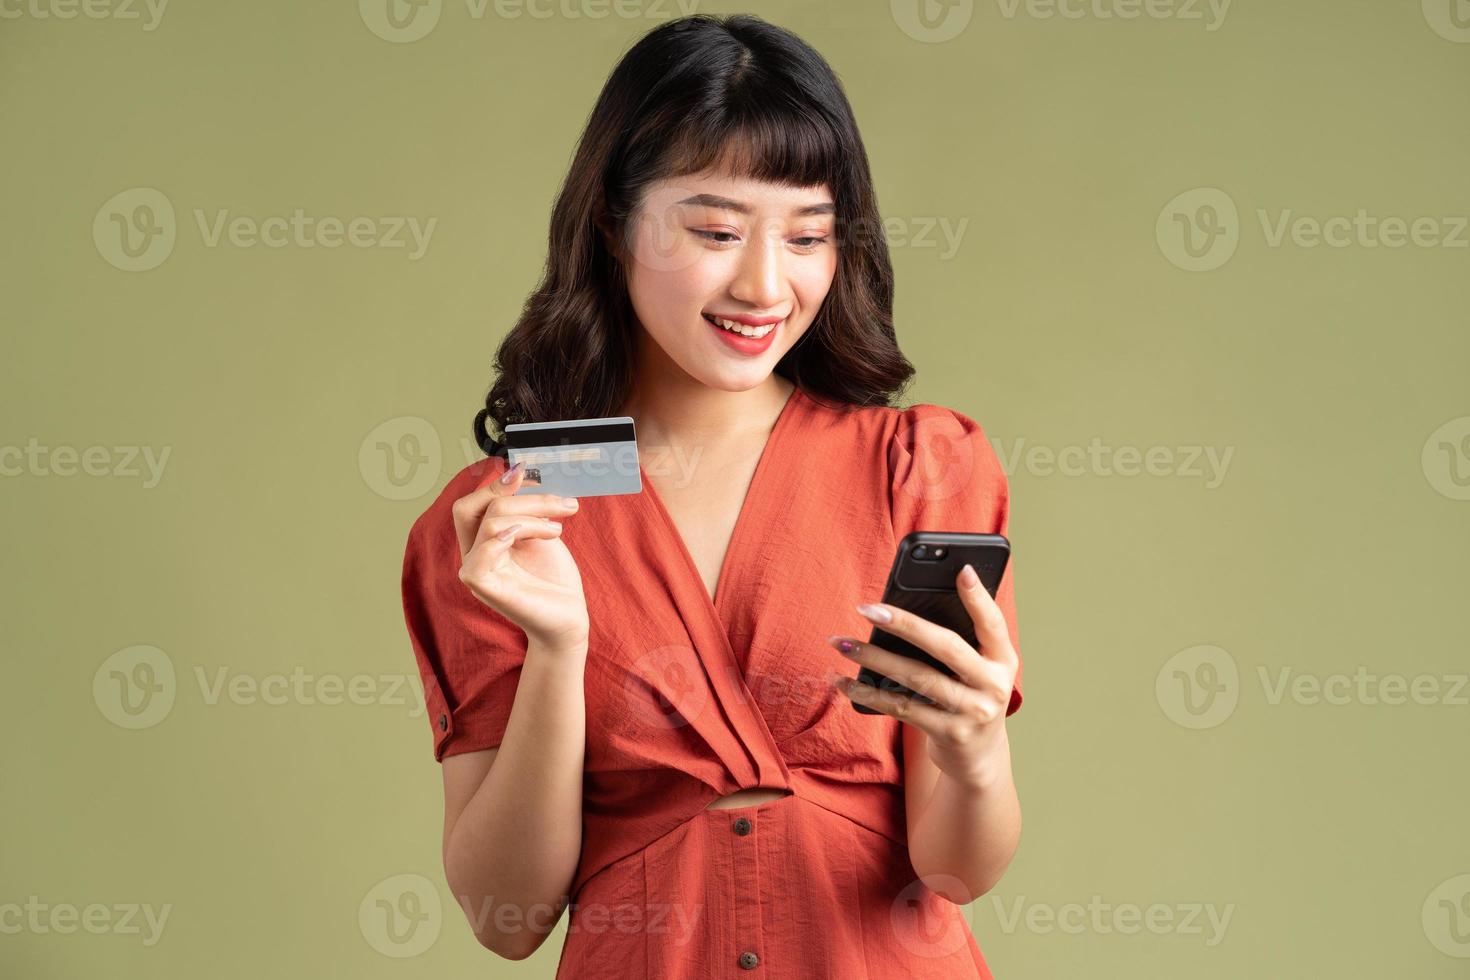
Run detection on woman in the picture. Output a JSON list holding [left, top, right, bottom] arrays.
[[400, 14, 1025, 978]]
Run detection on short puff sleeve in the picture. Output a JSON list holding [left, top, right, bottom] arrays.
[[887, 404, 1024, 717], [400, 458, 529, 760]]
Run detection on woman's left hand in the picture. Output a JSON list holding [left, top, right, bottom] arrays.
[[827, 563, 1019, 787]]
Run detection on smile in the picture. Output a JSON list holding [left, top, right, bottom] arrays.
[[701, 313, 780, 338]]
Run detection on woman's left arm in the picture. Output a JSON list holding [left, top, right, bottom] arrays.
[[829, 562, 1022, 905]]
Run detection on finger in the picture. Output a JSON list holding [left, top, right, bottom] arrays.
[[453, 460, 525, 558], [956, 564, 1020, 675], [855, 601, 988, 690], [453, 464, 580, 559], [829, 636, 975, 715], [459, 520, 565, 590], [483, 492, 580, 526], [836, 675, 950, 733], [471, 512, 564, 552]]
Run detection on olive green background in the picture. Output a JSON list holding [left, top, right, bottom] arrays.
[[3, 0, 1467, 977]]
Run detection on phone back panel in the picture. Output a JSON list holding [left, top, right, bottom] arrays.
[[854, 532, 1009, 714]]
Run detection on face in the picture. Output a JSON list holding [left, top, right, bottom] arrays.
[[618, 167, 839, 391]]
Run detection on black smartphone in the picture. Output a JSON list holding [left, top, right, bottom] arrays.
[[853, 531, 1010, 714]]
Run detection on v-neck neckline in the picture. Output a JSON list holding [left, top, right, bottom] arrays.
[[637, 385, 806, 623]]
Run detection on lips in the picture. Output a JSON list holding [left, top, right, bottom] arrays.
[[703, 312, 780, 354], [702, 312, 780, 339], [705, 311, 786, 327]]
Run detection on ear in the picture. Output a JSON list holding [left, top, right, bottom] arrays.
[[594, 214, 625, 263]]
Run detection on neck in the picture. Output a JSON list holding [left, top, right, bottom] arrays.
[[622, 375, 796, 459]]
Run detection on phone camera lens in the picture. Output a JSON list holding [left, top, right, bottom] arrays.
[[913, 545, 928, 559]]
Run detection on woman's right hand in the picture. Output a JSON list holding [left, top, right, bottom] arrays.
[[452, 461, 589, 653]]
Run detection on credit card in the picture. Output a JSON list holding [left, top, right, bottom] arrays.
[[502, 416, 642, 498]]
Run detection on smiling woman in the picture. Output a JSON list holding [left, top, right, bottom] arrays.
[[621, 174, 840, 371], [400, 12, 1024, 980], [469, 15, 912, 433]]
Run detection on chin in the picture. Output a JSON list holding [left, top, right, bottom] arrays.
[[690, 365, 775, 392]]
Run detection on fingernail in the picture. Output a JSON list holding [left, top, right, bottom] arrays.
[[496, 522, 522, 540], [827, 635, 859, 654], [500, 461, 524, 484], [959, 563, 979, 589], [561, 497, 579, 508], [856, 603, 891, 623]]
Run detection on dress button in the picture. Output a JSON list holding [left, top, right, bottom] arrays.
[[732, 816, 753, 836], [738, 950, 759, 969], [438, 714, 448, 731]]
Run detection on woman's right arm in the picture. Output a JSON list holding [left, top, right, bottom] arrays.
[[441, 634, 587, 960], [440, 463, 591, 960]]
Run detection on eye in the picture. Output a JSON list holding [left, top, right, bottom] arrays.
[[791, 236, 829, 250], [693, 229, 739, 244]]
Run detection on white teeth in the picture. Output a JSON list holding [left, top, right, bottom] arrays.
[[707, 315, 777, 338]]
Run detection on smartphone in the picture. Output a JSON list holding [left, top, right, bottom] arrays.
[[852, 531, 1010, 714]]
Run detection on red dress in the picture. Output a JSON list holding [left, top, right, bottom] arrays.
[[401, 386, 1024, 979]]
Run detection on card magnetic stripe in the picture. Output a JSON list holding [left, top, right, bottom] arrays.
[[503, 420, 636, 449]]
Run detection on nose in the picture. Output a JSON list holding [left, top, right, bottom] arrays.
[[728, 220, 784, 311]]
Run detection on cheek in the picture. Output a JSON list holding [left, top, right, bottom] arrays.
[[629, 248, 724, 312], [793, 253, 839, 309]]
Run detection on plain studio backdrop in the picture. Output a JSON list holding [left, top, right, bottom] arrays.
[[2, 1, 1467, 977]]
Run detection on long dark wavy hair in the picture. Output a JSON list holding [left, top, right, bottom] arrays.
[[472, 13, 915, 458]]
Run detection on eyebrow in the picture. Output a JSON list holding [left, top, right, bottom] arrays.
[[675, 193, 836, 217]]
